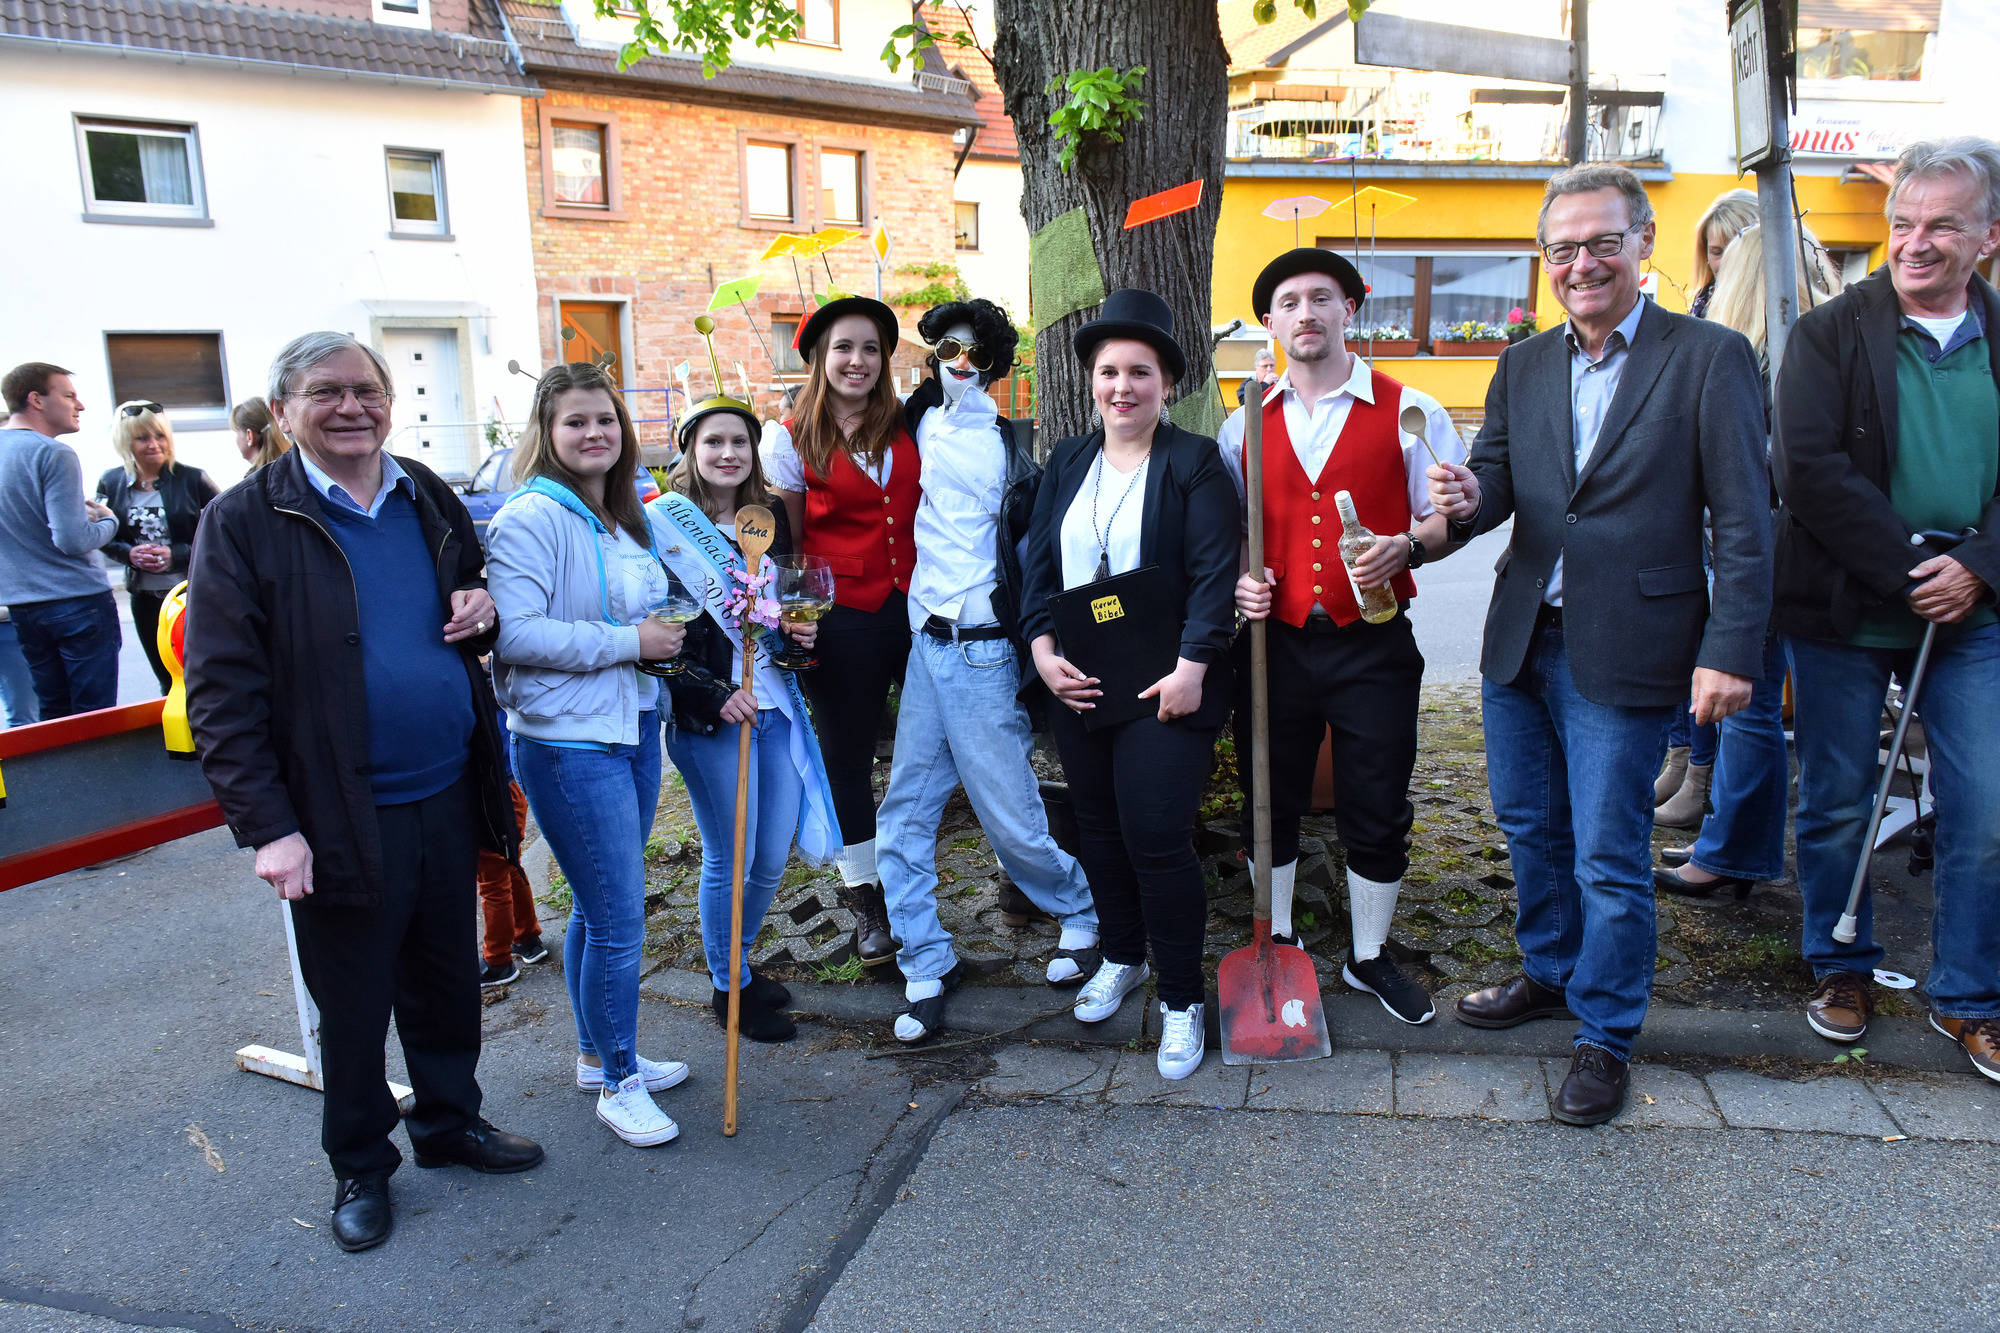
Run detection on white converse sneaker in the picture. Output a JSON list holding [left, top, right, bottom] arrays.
[[1073, 960, 1150, 1023], [575, 1053, 691, 1094], [595, 1073, 680, 1147], [1156, 1002, 1205, 1080]]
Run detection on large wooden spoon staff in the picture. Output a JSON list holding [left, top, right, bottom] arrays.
[[723, 504, 777, 1137]]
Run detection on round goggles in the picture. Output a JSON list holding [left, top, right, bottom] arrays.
[[928, 337, 991, 371]]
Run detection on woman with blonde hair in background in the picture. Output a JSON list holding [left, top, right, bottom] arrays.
[[1655, 220, 1843, 903], [95, 402, 218, 693], [1688, 188, 1761, 320], [232, 396, 291, 473]]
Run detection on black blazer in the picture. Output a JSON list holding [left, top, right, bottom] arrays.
[[1451, 300, 1772, 707], [96, 462, 219, 590], [1020, 421, 1239, 728], [1773, 267, 2000, 641]]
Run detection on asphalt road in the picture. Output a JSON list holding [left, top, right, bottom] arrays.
[[1408, 519, 1509, 685]]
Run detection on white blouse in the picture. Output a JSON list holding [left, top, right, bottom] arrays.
[[1059, 451, 1149, 591], [761, 422, 894, 492]]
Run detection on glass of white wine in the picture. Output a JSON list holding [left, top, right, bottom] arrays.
[[769, 554, 833, 671], [638, 572, 707, 678]]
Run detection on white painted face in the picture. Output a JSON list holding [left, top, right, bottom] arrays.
[[938, 320, 980, 407]]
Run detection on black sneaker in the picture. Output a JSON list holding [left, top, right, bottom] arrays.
[[1342, 950, 1436, 1025], [514, 935, 550, 965], [479, 961, 519, 990]]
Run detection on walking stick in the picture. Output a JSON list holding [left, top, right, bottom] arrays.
[[724, 505, 777, 1136], [1219, 380, 1330, 1064]]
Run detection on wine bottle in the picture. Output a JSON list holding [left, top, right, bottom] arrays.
[[1334, 490, 1399, 625]]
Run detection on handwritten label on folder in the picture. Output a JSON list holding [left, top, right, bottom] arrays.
[[1090, 595, 1124, 623]]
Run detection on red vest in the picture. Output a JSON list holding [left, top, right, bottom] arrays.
[[1260, 371, 1418, 628], [795, 423, 920, 613]]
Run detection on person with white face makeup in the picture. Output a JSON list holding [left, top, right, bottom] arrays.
[[871, 299, 1099, 1045]]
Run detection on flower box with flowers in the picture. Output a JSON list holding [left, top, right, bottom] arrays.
[[1430, 320, 1509, 356], [1345, 324, 1418, 357]]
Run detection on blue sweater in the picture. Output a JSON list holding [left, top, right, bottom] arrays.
[[318, 488, 477, 804], [0, 428, 117, 604]]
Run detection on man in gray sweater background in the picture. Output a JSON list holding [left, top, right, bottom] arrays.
[[0, 362, 122, 718]]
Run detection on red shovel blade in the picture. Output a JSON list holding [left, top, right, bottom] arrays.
[[1218, 925, 1332, 1065]]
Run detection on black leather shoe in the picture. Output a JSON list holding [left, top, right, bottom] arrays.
[[412, 1119, 544, 1173], [1553, 1045, 1629, 1126], [846, 882, 897, 967], [1454, 973, 1574, 1029], [712, 985, 797, 1042], [330, 1173, 392, 1252], [744, 973, 791, 1010], [1652, 864, 1753, 901]]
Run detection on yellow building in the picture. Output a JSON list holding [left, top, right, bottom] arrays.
[[1210, 0, 1996, 424]]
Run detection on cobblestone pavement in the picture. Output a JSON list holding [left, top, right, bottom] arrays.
[[622, 684, 1939, 1016]]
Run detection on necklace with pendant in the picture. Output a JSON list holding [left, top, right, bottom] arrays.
[[1090, 447, 1150, 582]]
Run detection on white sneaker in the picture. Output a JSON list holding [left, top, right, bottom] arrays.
[[596, 1073, 680, 1147], [576, 1053, 691, 1094], [1156, 1002, 1205, 1080], [1073, 960, 1150, 1023]]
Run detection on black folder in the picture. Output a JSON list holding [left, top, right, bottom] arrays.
[[1045, 565, 1182, 731]]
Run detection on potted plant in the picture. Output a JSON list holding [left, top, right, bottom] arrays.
[[1430, 319, 1509, 356], [1503, 306, 1539, 344], [1345, 323, 1418, 357]]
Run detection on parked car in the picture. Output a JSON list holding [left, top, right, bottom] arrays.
[[457, 446, 662, 547]]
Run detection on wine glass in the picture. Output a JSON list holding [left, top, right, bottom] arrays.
[[638, 571, 708, 678], [768, 554, 833, 671]]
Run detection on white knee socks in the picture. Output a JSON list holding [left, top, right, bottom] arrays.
[[1249, 860, 1300, 939], [838, 839, 877, 888], [1347, 868, 1400, 962]]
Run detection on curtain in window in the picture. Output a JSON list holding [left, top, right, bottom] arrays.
[[138, 135, 193, 206], [552, 124, 607, 205]]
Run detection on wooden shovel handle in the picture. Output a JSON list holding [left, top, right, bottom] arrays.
[[723, 506, 775, 1138], [1243, 391, 1272, 925]]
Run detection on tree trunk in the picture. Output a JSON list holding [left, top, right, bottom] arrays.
[[992, 0, 1228, 441]]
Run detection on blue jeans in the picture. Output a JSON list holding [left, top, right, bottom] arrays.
[[1685, 634, 1791, 882], [877, 633, 1096, 983], [11, 591, 121, 719], [1788, 624, 2000, 1017], [512, 715, 661, 1084], [669, 709, 804, 992], [0, 617, 39, 727], [1665, 708, 1717, 766], [1483, 624, 1673, 1060]]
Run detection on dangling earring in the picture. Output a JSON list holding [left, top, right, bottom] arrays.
[[1160, 399, 1171, 426]]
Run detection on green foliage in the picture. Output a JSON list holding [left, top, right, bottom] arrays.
[[810, 956, 868, 984], [644, 833, 669, 862], [1831, 1046, 1869, 1066], [598, 0, 802, 76], [540, 871, 571, 914], [1045, 65, 1147, 173], [889, 261, 971, 307], [880, 1, 979, 74]]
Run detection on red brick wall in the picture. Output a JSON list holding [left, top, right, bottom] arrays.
[[523, 87, 963, 443]]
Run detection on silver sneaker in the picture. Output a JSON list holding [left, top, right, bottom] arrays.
[[1157, 1002, 1205, 1080], [1073, 960, 1150, 1023]]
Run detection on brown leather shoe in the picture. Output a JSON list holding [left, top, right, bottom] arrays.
[[1930, 1012, 2000, 1083], [1553, 1044, 1629, 1126], [1454, 973, 1574, 1029], [843, 882, 897, 967], [1805, 971, 1873, 1043]]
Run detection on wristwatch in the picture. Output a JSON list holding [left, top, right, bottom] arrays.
[[1405, 533, 1428, 570]]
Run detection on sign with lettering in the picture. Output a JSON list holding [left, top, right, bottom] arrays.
[[1090, 595, 1125, 623], [1732, 0, 1774, 171]]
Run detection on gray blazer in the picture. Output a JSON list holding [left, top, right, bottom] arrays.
[[1451, 300, 1772, 708]]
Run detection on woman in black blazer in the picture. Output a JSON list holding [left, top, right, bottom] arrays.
[[1019, 288, 1238, 1081], [97, 402, 219, 693]]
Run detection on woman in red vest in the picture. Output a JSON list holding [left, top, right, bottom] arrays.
[[762, 296, 916, 968]]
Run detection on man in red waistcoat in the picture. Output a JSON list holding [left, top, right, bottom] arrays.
[[1217, 248, 1465, 1027]]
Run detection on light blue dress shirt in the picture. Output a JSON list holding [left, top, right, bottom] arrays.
[[298, 448, 415, 520], [1546, 297, 1648, 607]]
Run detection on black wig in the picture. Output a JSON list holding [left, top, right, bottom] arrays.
[[917, 297, 1019, 386]]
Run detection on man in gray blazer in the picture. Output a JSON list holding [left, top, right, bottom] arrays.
[[1428, 164, 1771, 1125]]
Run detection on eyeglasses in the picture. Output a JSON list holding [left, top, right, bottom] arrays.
[[928, 337, 991, 371], [119, 401, 164, 418], [1540, 224, 1643, 265], [290, 385, 393, 409]]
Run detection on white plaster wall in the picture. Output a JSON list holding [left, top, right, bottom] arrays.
[[952, 160, 1028, 322], [562, 0, 914, 84], [0, 48, 540, 489]]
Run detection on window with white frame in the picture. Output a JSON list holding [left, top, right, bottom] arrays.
[[373, 0, 431, 29], [954, 200, 980, 251], [793, 0, 836, 44], [819, 148, 863, 226], [551, 121, 609, 207], [76, 118, 206, 221], [386, 150, 449, 236], [1797, 0, 1935, 82], [1340, 246, 1541, 343], [105, 333, 228, 413], [746, 141, 797, 222]]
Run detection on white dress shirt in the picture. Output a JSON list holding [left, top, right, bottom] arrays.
[[908, 383, 1004, 629], [1215, 356, 1464, 523], [1060, 450, 1148, 591], [761, 422, 894, 492], [1546, 297, 1647, 605]]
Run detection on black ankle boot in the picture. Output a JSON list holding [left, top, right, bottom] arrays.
[[845, 882, 896, 967], [712, 985, 796, 1043]]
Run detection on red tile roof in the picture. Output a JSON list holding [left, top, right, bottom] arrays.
[[920, 4, 1015, 161]]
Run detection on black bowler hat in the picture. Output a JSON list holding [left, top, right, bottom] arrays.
[[794, 296, 900, 362], [1071, 288, 1187, 383], [678, 395, 761, 448], [1252, 247, 1367, 318]]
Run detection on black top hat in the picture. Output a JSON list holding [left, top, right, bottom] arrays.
[[1252, 248, 1367, 319], [1071, 288, 1187, 383], [795, 296, 900, 363], [678, 395, 761, 448]]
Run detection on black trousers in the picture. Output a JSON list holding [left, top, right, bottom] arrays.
[[288, 775, 483, 1180], [1235, 614, 1423, 882], [800, 590, 910, 847], [129, 588, 172, 695], [1047, 704, 1217, 1009]]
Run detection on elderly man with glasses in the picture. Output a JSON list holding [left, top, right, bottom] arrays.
[[1426, 164, 1772, 1125], [185, 332, 539, 1253]]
